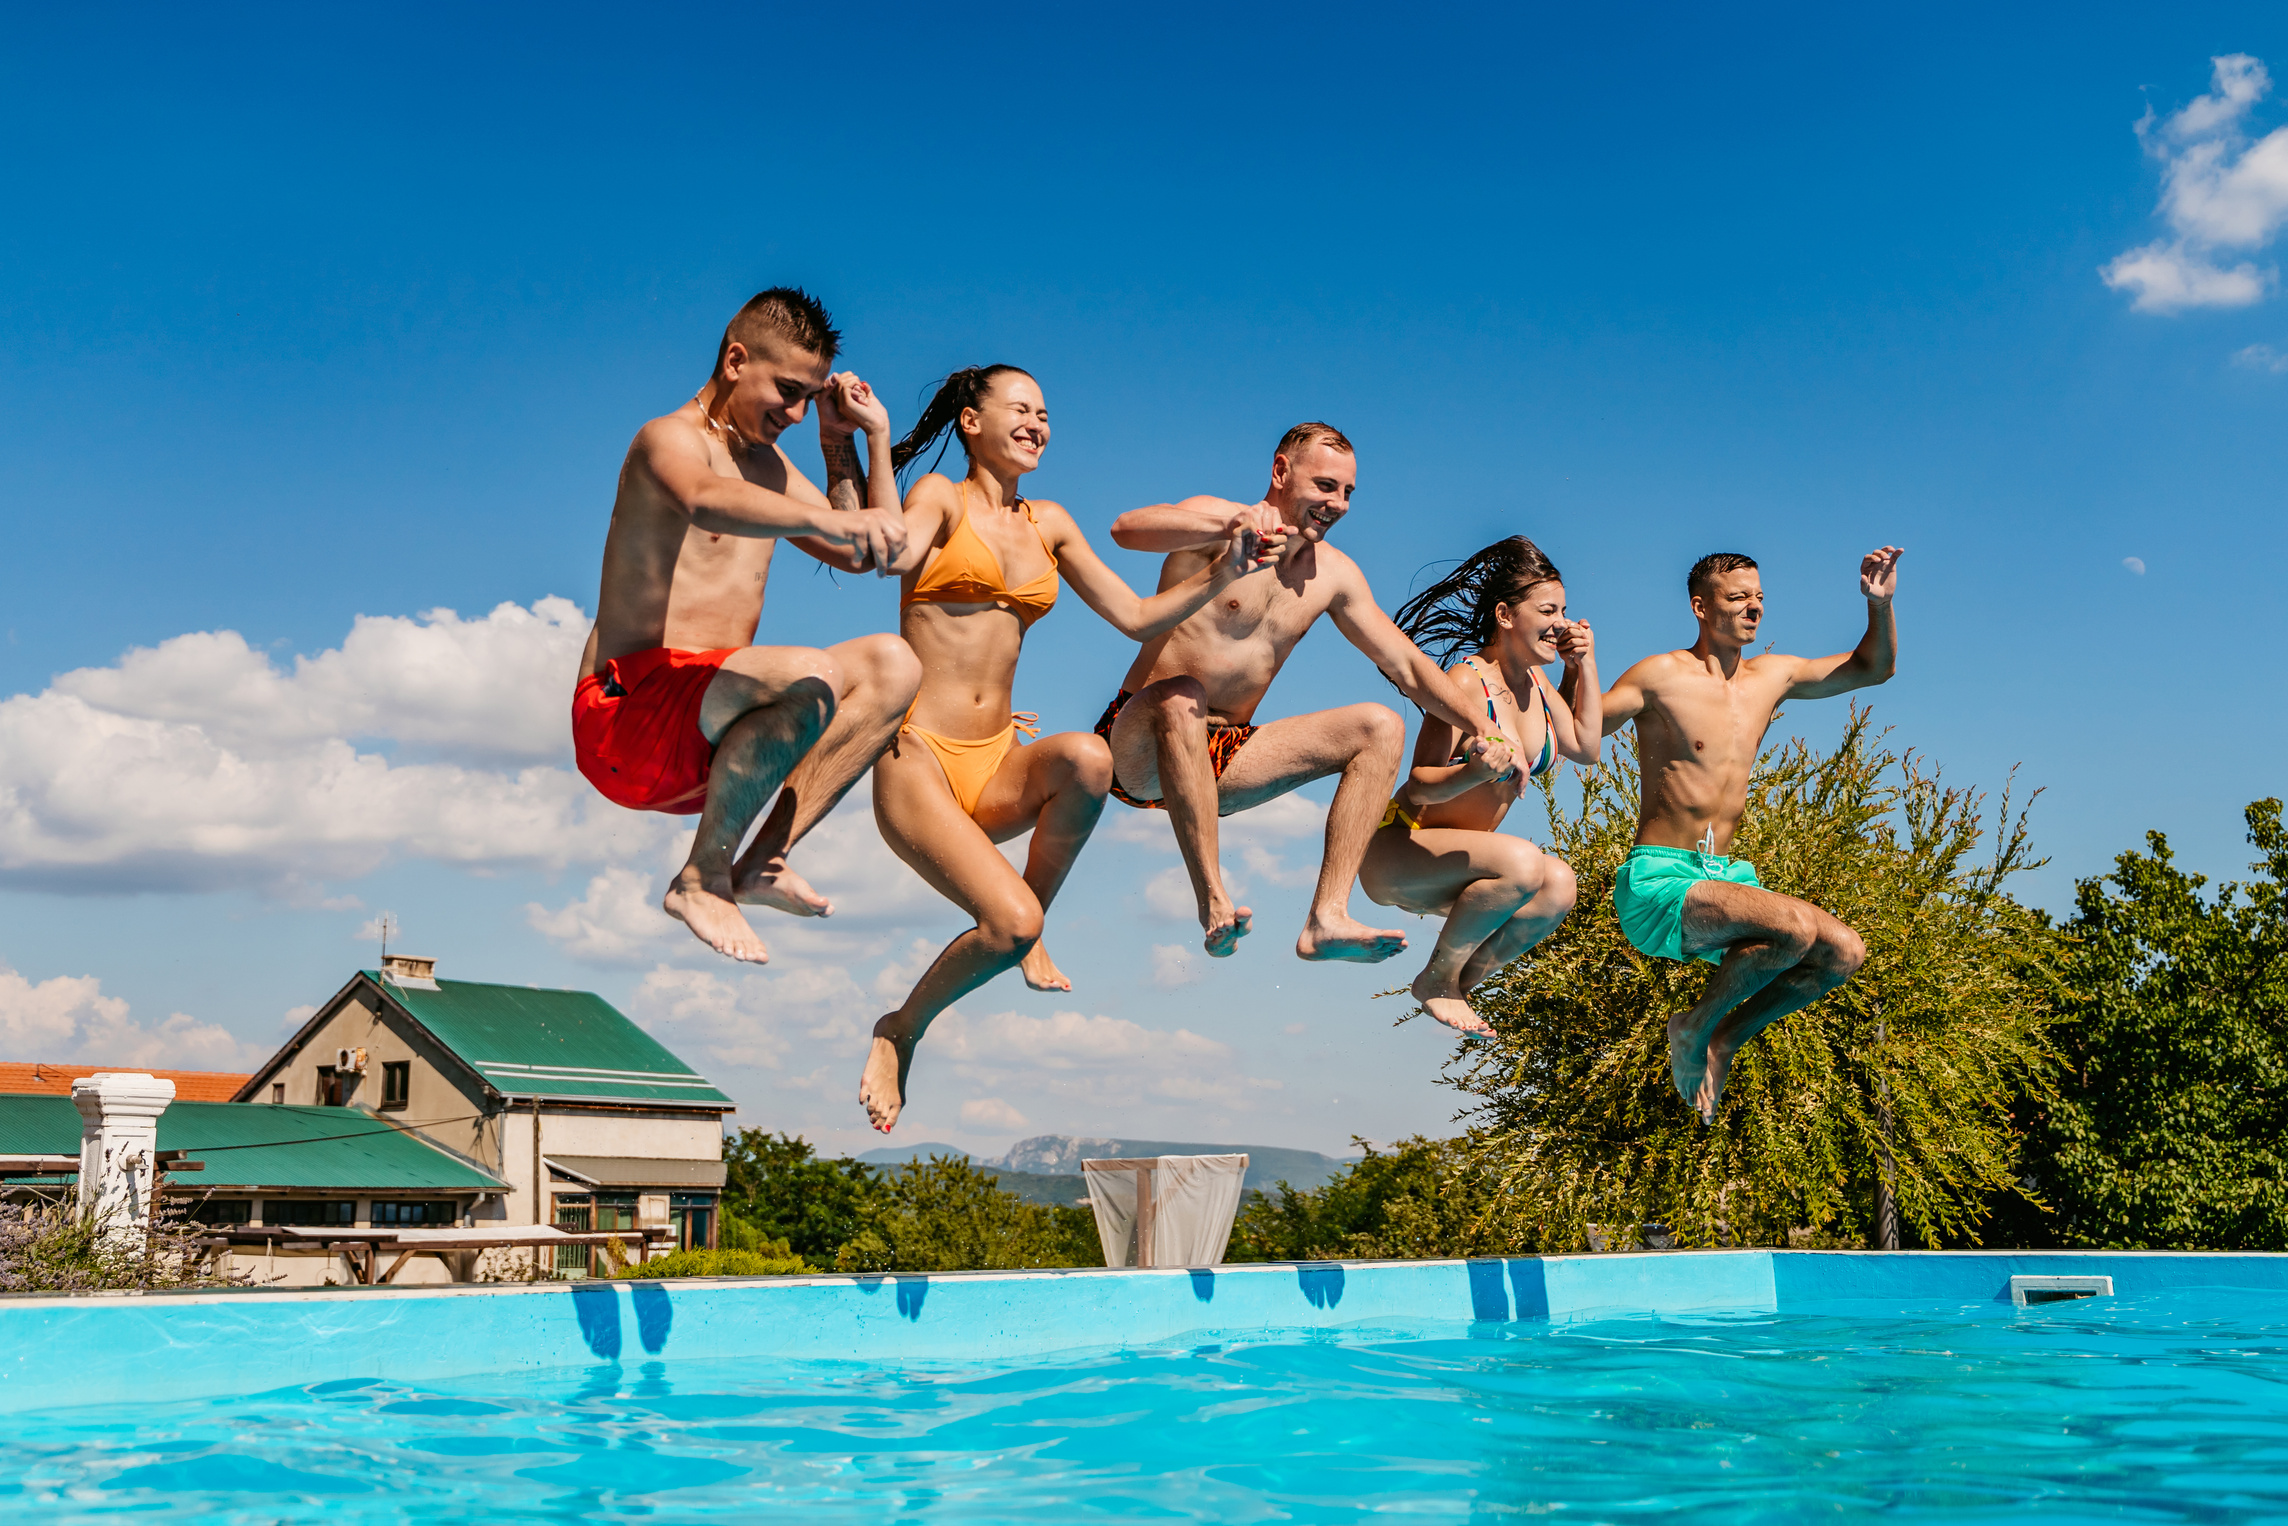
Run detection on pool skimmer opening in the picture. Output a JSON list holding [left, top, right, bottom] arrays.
[[2010, 1275, 2113, 1306]]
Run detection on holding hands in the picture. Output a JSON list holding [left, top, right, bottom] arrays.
[[819, 372, 890, 438], [1217, 507, 1288, 580], [1553, 617, 1595, 667]]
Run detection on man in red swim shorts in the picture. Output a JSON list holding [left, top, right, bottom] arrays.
[[573, 287, 921, 963], [1100, 423, 1503, 963]]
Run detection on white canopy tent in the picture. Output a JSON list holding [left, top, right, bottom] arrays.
[[1081, 1154, 1248, 1268]]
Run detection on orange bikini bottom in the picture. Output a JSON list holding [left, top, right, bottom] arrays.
[[901, 711, 1040, 816]]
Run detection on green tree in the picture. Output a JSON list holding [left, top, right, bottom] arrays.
[[1226, 1136, 1508, 1261], [833, 1155, 1101, 1272], [1459, 709, 2060, 1250], [720, 1129, 883, 1265], [2030, 799, 2288, 1248]]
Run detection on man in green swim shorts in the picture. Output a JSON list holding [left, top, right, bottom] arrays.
[[1595, 545, 1903, 1122]]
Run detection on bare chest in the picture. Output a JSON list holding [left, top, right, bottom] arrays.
[[1647, 672, 1786, 768], [1197, 569, 1323, 651]]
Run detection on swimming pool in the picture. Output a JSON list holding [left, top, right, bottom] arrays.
[[6, 1254, 2286, 1521]]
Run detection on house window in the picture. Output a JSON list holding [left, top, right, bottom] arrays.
[[380, 1061, 411, 1110], [372, 1199, 455, 1227], [593, 1193, 639, 1234], [270, 1083, 284, 1104], [671, 1193, 717, 1251], [553, 1194, 593, 1277], [184, 1199, 253, 1227], [315, 1066, 343, 1107], [264, 1200, 356, 1227]]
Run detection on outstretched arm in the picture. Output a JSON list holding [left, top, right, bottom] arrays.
[[1594, 658, 1652, 737], [1049, 508, 1280, 639], [1544, 620, 1602, 763], [1327, 564, 1499, 742], [1785, 546, 1902, 699], [1109, 494, 1283, 553]]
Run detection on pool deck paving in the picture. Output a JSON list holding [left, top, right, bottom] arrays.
[[3, 1249, 2284, 1416]]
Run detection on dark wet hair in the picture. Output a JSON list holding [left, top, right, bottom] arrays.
[[1393, 536, 1565, 668], [1687, 552, 1759, 602], [889, 365, 1036, 477]]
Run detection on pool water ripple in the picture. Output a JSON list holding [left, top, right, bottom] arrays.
[[7, 1295, 2288, 1522]]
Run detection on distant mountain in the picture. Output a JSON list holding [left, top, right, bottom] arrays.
[[857, 1135, 1357, 1197]]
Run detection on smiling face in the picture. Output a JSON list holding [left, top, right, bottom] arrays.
[[960, 371, 1049, 478], [1268, 440, 1356, 541], [1493, 580, 1569, 666], [1691, 568, 1765, 648], [717, 330, 833, 445]]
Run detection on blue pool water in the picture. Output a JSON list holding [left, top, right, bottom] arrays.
[[8, 1293, 2288, 1522]]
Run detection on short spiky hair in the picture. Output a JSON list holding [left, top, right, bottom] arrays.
[[715, 287, 842, 376], [1274, 421, 1354, 463], [1688, 552, 1759, 602]]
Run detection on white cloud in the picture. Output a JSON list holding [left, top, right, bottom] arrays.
[[627, 960, 880, 1073], [2104, 54, 2288, 312], [0, 600, 674, 894], [1150, 943, 1203, 988], [1144, 866, 1201, 921], [2233, 342, 2288, 371], [0, 962, 267, 1071], [961, 1097, 1027, 1130], [922, 1006, 1255, 1112], [2122, 557, 2147, 576]]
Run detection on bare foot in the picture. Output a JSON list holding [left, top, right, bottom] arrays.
[[1203, 899, 1253, 958], [663, 870, 770, 964], [1412, 968, 1494, 1035], [1296, 913, 1408, 963], [858, 1017, 918, 1133], [1020, 941, 1072, 992], [732, 859, 834, 918], [1667, 1010, 1712, 1124]]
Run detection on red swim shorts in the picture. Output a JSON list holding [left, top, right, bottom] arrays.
[[1092, 688, 1258, 811], [572, 647, 738, 813]]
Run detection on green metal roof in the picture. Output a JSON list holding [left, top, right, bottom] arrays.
[[369, 972, 733, 1107], [0, 1097, 506, 1191]]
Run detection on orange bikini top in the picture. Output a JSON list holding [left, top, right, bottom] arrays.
[[902, 482, 1060, 630]]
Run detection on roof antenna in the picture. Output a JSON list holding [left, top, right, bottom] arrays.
[[379, 911, 398, 968]]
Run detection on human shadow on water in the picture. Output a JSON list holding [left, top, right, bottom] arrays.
[[1297, 1264, 1345, 1309], [631, 1282, 673, 1353], [1191, 1269, 1217, 1303], [571, 1282, 620, 1360]]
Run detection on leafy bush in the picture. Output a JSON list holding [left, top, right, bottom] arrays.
[[721, 1129, 882, 1264], [640, 1240, 811, 1278], [1227, 1136, 1508, 1261], [2023, 799, 2288, 1248], [832, 1155, 1100, 1272], [0, 1198, 245, 1293], [1458, 710, 2061, 1251]]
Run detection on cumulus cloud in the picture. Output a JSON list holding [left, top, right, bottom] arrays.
[[2104, 54, 2288, 312], [961, 1097, 1028, 1130], [0, 599, 673, 894], [0, 962, 268, 1070], [2233, 342, 2288, 371], [627, 960, 877, 1073], [927, 1006, 1253, 1110], [1150, 943, 1203, 988]]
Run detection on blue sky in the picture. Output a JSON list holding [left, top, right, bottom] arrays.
[[2, 4, 2283, 1158]]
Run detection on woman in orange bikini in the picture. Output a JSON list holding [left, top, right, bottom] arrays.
[[851, 365, 1262, 1132], [1359, 536, 1603, 1036]]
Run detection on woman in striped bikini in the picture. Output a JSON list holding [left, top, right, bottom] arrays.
[[847, 365, 1264, 1131], [1358, 537, 1603, 1035]]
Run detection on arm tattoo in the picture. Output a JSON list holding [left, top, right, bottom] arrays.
[[822, 431, 864, 515]]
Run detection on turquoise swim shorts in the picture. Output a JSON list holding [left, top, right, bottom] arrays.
[[1610, 844, 1762, 964]]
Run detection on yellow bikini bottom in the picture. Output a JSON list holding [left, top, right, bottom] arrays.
[[901, 711, 1040, 817], [1378, 796, 1423, 831]]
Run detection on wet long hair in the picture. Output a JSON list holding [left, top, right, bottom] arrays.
[[889, 365, 1035, 479], [1392, 536, 1565, 669]]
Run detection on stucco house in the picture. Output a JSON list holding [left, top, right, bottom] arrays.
[[232, 956, 733, 1268]]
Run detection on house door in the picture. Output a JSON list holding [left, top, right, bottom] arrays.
[[315, 1066, 343, 1106], [552, 1196, 592, 1278]]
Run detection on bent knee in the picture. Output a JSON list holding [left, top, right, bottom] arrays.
[[976, 901, 1046, 957], [1353, 702, 1405, 752], [1822, 923, 1868, 977], [1536, 854, 1579, 915], [848, 633, 922, 698], [1058, 732, 1115, 795]]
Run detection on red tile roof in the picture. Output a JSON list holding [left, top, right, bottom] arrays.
[[0, 1063, 252, 1103]]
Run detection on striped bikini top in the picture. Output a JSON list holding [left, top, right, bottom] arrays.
[[1462, 655, 1558, 780], [901, 481, 1060, 630]]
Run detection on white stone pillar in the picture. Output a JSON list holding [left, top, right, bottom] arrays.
[[72, 1073, 175, 1245]]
